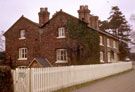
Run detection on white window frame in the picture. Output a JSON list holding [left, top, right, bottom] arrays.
[[19, 30, 26, 40], [100, 36, 104, 46], [114, 53, 118, 61], [113, 40, 117, 48], [100, 51, 104, 63], [108, 52, 111, 62], [18, 48, 27, 60], [57, 27, 66, 39], [107, 38, 110, 47], [56, 49, 68, 63]]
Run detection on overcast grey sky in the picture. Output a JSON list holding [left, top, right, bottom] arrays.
[[0, 0, 135, 32]]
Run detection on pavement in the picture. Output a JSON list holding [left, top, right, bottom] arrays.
[[71, 62, 135, 92]]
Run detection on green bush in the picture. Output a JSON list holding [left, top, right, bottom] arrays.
[[0, 66, 13, 92], [0, 52, 5, 61], [119, 42, 130, 61]]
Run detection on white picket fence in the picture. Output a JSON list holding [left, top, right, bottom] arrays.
[[12, 62, 132, 92]]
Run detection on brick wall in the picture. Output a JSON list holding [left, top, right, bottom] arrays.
[[99, 33, 119, 63], [5, 17, 39, 66], [5, 11, 119, 67], [39, 12, 79, 66], [5, 13, 80, 67]]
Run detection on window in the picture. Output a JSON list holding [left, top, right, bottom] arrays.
[[100, 51, 104, 63], [107, 38, 110, 47], [57, 27, 65, 38], [56, 49, 68, 63], [108, 52, 111, 62], [114, 53, 118, 61], [19, 30, 26, 40], [18, 48, 27, 60], [100, 35, 104, 46], [113, 40, 117, 48]]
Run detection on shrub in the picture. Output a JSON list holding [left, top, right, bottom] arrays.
[[0, 66, 13, 92], [0, 52, 5, 61]]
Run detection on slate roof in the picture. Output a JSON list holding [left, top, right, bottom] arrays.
[[29, 57, 52, 67]]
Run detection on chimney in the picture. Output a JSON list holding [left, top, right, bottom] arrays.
[[78, 5, 90, 24], [38, 8, 50, 25], [90, 16, 99, 29]]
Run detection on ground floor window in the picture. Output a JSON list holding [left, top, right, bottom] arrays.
[[18, 48, 27, 60], [108, 52, 111, 62], [56, 49, 68, 63], [100, 51, 104, 63], [114, 53, 118, 61]]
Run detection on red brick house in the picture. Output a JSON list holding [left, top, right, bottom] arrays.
[[4, 5, 119, 67]]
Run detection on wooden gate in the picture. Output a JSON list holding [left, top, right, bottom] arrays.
[[12, 68, 30, 92]]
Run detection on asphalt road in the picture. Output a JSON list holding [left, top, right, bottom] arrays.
[[71, 62, 135, 92]]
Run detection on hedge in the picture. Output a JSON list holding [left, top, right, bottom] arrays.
[[0, 66, 13, 92]]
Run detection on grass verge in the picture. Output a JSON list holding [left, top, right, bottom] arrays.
[[52, 68, 133, 92]]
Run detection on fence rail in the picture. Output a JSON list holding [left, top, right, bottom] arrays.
[[12, 62, 133, 92]]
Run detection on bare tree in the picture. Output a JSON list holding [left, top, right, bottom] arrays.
[[130, 14, 135, 41], [128, 14, 135, 53], [130, 14, 135, 23], [0, 31, 4, 52]]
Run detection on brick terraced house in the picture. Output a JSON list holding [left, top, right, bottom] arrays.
[[4, 5, 119, 67]]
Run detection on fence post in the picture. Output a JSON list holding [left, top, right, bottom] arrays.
[[31, 68, 35, 92], [29, 68, 31, 92]]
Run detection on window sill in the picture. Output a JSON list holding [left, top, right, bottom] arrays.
[[113, 47, 117, 49], [55, 60, 68, 63], [100, 60, 104, 63], [108, 61, 111, 63], [57, 36, 66, 39], [18, 66, 27, 68], [19, 37, 26, 40], [100, 44, 104, 46], [18, 58, 27, 60]]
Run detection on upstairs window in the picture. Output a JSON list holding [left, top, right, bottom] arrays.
[[18, 48, 27, 60], [19, 30, 26, 40], [57, 27, 65, 38], [113, 40, 117, 48], [100, 35, 104, 46], [107, 38, 110, 47], [56, 49, 68, 63]]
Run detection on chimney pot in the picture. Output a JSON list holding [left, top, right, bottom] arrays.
[[84, 5, 88, 9], [40, 8, 48, 12], [45, 8, 48, 11], [40, 8, 44, 12], [80, 5, 84, 10], [60, 9, 62, 12]]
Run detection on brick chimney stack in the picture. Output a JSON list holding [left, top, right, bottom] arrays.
[[90, 16, 99, 29], [78, 5, 90, 24], [78, 5, 99, 29], [38, 8, 50, 25]]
